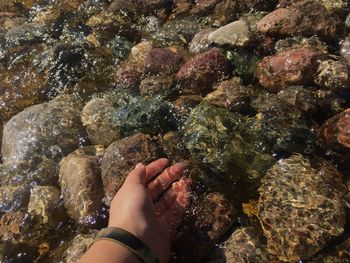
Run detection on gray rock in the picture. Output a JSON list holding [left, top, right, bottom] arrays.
[[208, 20, 251, 47], [189, 28, 215, 54], [5, 22, 48, 47]]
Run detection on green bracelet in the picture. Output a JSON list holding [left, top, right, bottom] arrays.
[[90, 227, 160, 263]]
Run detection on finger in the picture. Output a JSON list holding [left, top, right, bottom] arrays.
[[145, 158, 169, 182], [154, 178, 191, 217], [124, 163, 146, 185], [147, 162, 187, 200]]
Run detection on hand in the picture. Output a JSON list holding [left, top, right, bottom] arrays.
[[108, 158, 192, 263]]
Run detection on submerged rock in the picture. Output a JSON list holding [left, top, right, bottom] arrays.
[[101, 133, 161, 204], [172, 192, 237, 263], [207, 227, 275, 263], [5, 22, 48, 47], [189, 28, 215, 54], [59, 146, 105, 225], [114, 63, 143, 90], [256, 47, 321, 92], [63, 232, 97, 263], [340, 37, 350, 67], [140, 74, 174, 98], [258, 154, 347, 262], [257, 0, 340, 39], [144, 48, 183, 75], [315, 59, 349, 92], [0, 186, 30, 216], [175, 48, 230, 95]]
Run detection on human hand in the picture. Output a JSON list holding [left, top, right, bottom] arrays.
[[108, 158, 192, 263]]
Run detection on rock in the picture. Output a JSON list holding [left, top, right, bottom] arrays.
[[346, 13, 350, 28], [315, 59, 349, 92], [316, 90, 346, 118], [27, 186, 63, 227], [1, 95, 85, 186], [340, 37, 350, 67], [63, 232, 97, 263], [183, 104, 275, 189], [59, 146, 105, 225], [5, 22, 48, 47], [226, 49, 259, 82], [208, 20, 251, 47], [175, 48, 230, 95], [311, 237, 350, 263], [256, 0, 340, 39], [204, 77, 254, 112], [81, 98, 120, 146], [322, 108, 350, 153], [278, 0, 348, 13], [114, 63, 143, 90], [159, 132, 189, 162], [101, 133, 161, 204], [257, 154, 347, 262], [109, 35, 134, 64], [144, 48, 183, 75], [0, 186, 30, 215], [130, 41, 153, 65], [274, 36, 328, 54], [140, 74, 174, 98], [108, 0, 171, 16], [189, 28, 215, 54], [207, 227, 275, 263], [256, 47, 321, 92], [191, 0, 221, 14], [173, 95, 203, 117], [172, 192, 237, 263]]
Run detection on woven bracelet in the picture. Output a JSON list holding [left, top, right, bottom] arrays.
[[90, 227, 160, 263]]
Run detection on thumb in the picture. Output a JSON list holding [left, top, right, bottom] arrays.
[[125, 163, 146, 185]]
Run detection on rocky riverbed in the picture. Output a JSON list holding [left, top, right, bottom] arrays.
[[1, 0, 350, 262]]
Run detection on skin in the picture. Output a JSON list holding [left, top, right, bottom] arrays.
[[79, 158, 192, 263]]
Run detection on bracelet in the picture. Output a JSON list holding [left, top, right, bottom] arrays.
[[90, 227, 160, 263]]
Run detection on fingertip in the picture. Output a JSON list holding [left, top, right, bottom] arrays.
[[169, 162, 187, 175]]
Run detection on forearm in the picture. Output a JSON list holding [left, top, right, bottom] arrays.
[[78, 240, 140, 263]]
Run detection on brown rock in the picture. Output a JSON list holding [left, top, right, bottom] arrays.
[[101, 133, 161, 204], [340, 37, 350, 67], [315, 59, 349, 92], [257, 0, 340, 39], [256, 47, 321, 92], [114, 63, 143, 89], [323, 108, 350, 153], [140, 74, 174, 98], [173, 95, 203, 116], [59, 146, 105, 225], [175, 48, 230, 95], [189, 28, 215, 54]]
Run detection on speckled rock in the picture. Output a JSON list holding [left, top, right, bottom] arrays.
[[316, 90, 346, 117], [101, 133, 161, 204], [322, 108, 350, 153], [0, 186, 29, 215], [81, 98, 120, 146], [5, 22, 48, 47], [207, 227, 276, 263], [340, 37, 350, 67], [108, 0, 171, 16], [130, 41, 153, 65], [159, 131, 189, 162], [258, 154, 347, 262], [59, 146, 105, 225], [189, 28, 215, 54], [256, 47, 321, 92], [27, 186, 63, 227], [145, 48, 183, 75], [175, 48, 230, 95], [257, 0, 340, 39], [278, 0, 348, 13], [114, 63, 143, 89], [274, 36, 328, 54], [172, 192, 237, 263], [191, 0, 221, 14], [208, 20, 252, 47], [63, 232, 97, 263], [140, 74, 174, 98], [315, 59, 349, 92], [173, 95, 203, 117], [204, 77, 254, 112]]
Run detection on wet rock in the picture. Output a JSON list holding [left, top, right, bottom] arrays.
[[101, 133, 161, 204], [114, 63, 143, 90], [346, 13, 350, 28], [226, 49, 259, 82], [204, 77, 254, 112], [159, 131, 189, 162], [63, 232, 97, 263], [340, 37, 350, 67], [108, 0, 171, 16], [208, 20, 252, 47], [5, 22, 48, 47], [191, 0, 221, 14], [256, 47, 321, 92], [258, 154, 347, 262], [172, 192, 237, 263], [81, 98, 120, 146], [316, 90, 346, 117], [278, 0, 348, 13], [173, 95, 203, 117], [175, 48, 230, 95], [183, 104, 275, 188], [27, 186, 62, 227], [315, 59, 349, 92], [140, 74, 174, 98], [274, 36, 328, 54], [1, 0, 41, 12], [323, 108, 350, 153], [144, 48, 183, 75], [0, 186, 30, 215], [207, 227, 275, 263], [189, 28, 215, 54], [311, 237, 350, 263], [59, 146, 105, 225], [256, 0, 340, 39], [109, 35, 134, 64], [130, 41, 153, 65]]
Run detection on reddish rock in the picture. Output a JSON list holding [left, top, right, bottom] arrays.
[[144, 48, 183, 75], [175, 48, 230, 95], [114, 64, 143, 89], [257, 0, 340, 39], [323, 108, 350, 153], [256, 47, 321, 92]]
